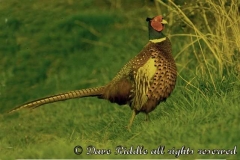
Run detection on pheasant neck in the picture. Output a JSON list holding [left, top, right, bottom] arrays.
[[148, 25, 166, 43]]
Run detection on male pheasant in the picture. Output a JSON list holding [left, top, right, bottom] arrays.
[[8, 15, 177, 129]]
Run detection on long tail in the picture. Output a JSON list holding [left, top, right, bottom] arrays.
[[8, 86, 105, 113]]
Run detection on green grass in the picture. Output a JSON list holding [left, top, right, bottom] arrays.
[[0, 0, 239, 159]]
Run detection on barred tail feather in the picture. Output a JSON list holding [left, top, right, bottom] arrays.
[[8, 86, 105, 113]]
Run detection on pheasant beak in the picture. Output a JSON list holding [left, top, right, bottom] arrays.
[[161, 19, 168, 25]]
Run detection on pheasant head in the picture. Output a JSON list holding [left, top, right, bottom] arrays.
[[146, 15, 168, 41]]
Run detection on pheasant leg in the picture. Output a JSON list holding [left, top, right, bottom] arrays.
[[145, 113, 149, 121], [126, 110, 136, 130]]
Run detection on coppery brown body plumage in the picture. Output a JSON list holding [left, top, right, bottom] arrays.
[[102, 38, 176, 113], [8, 15, 177, 129]]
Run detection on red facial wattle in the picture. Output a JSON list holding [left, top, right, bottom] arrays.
[[150, 15, 165, 32]]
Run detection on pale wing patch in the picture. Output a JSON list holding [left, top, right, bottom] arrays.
[[132, 58, 157, 111]]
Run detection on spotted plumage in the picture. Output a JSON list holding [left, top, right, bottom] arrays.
[[8, 15, 177, 129]]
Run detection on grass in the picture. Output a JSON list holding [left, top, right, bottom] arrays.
[[0, 0, 239, 159]]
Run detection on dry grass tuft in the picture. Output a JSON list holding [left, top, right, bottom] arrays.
[[157, 0, 240, 94]]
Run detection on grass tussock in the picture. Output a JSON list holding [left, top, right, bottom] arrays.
[[158, 0, 240, 94]]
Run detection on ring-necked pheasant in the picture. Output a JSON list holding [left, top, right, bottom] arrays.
[[8, 15, 177, 129]]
